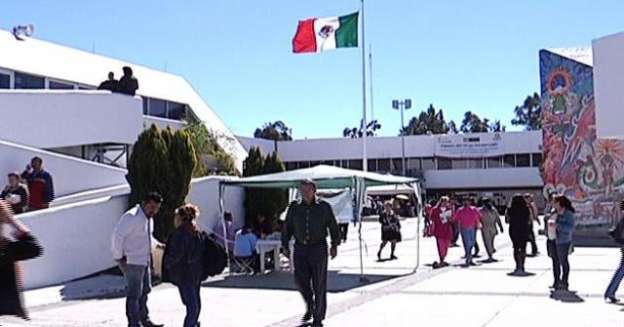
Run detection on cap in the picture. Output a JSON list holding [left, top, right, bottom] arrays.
[[301, 178, 317, 188]]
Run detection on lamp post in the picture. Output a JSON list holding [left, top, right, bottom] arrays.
[[393, 99, 412, 176]]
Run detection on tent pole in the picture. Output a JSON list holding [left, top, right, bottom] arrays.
[[218, 183, 231, 275], [413, 182, 421, 272], [357, 178, 368, 282]]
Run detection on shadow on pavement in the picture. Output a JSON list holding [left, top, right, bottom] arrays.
[[550, 290, 585, 303], [202, 270, 403, 293]]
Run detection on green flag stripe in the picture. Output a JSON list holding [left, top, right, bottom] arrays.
[[336, 12, 358, 48]]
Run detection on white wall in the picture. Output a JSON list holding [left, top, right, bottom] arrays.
[[424, 167, 543, 189], [19, 194, 127, 289], [0, 90, 142, 149], [188, 176, 245, 233], [593, 32, 624, 139], [0, 139, 128, 197], [14, 176, 244, 289], [144, 115, 188, 131]]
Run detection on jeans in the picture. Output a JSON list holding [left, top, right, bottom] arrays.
[[294, 242, 329, 323], [460, 228, 476, 264], [178, 284, 201, 327], [121, 264, 151, 327], [605, 248, 624, 298], [554, 242, 571, 286]]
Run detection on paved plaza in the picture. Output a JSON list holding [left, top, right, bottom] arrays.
[[1, 218, 622, 327]]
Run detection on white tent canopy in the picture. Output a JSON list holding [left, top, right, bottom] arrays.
[[218, 165, 422, 278]]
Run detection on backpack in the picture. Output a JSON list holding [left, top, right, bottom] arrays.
[[200, 232, 228, 280], [608, 218, 624, 245]]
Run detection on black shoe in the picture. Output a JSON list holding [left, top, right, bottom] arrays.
[[377, 251, 382, 261], [311, 321, 324, 327], [390, 255, 398, 260], [556, 283, 569, 291], [301, 311, 313, 324], [141, 320, 164, 327], [605, 296, 620, 304]]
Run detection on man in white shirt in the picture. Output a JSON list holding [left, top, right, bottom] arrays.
[[111, 192, 164, 327]]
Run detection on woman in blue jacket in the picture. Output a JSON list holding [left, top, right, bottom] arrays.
[[163, 204, 204, 327], [552, 195, 576, 291]]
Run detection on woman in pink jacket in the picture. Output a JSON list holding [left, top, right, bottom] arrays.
[[430, 196, 454, 268]]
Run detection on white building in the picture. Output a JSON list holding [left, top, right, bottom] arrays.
[[0, 30, 245, 289], [240, 130, 545, 207]]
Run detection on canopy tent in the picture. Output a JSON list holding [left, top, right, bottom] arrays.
[[367, 184, 417, 196], [218, 165, 422, 278]]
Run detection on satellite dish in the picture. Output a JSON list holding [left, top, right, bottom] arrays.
[[12, 24, 35, 41]]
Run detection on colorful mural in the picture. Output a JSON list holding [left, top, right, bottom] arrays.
[[540, 50, 624, 228]]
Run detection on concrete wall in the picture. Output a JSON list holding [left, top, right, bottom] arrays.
[[593, 32, 624, 139], [13, 176, 244, 289], [0, 139, 128, 197], [0, 90, 143, 149]]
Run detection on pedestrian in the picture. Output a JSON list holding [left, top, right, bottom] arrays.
[[111, 192, 165, 327], [524, 193, 540, 257], [0, 200, 42, 320], [117, 66, 139, 96], [233, 225, 259, 273], [97, 71, 118, 91], [450, 197, 460, 247], [551, 195, 576, 291], [479, 197, 504, 263], [214, 211, 236, 252], [21, 157, 54, 210], [454, 196, 481, 267], [545, 193, 558, 288], [430, 196, 454, 268], [0, 172, 29, 214], [282, 179, 340, 327], [424, 199, 436, 229], [605, 201, 624, 304], [163, 204, 204, 327], [506, 194, 531, 276], [377, 201, 402, 261]]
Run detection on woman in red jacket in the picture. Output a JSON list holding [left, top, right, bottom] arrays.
[[430, 196, 454, 268]]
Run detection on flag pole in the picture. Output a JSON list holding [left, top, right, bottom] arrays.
[[358, 0, 368, 283]]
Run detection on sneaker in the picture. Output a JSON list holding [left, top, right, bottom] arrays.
[[440, 261, 450, 267], [390, 255, 398, 260], [311, 321, 324, 327], [605, 296, 620, 304]]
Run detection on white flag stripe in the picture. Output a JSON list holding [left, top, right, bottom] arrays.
[[313, 16, 340, 52]]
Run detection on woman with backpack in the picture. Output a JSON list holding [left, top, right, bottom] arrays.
[[163, 204, 204, 327], [605, 201, 624, 303]]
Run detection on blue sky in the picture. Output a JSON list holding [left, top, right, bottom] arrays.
[[3, 1, 624, 138]]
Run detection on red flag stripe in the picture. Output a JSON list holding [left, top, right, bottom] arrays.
[[292, 18, 317, 53]]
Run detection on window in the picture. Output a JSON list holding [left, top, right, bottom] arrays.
[[452, 159, 468, 170], [421, 158, 435, 170], [367, 159, 377, 172], [167, 101, 186, 120], [142, 98, 148, 115], [467, 158, 484, 169], [286, 162, 298, 170], [348, 160, 363, 170], [49, 80, 74, 89], [299, 161, 310, 168], [437, 158, 452, 170], [392, 159, 403, 174], [487, 156, 502, 168], [377, 159, 391, 172], [503, 154, 516, 168], [14, 72, 44, 89], [532, 153, 543, 167], [516, 154, 531, 167], [78, 85, 93, 90], [0, 72, 10, 89], [149, 98, 167, 117], [406, 158, 421, 170]]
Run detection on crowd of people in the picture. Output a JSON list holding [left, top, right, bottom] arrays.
[[0, 156, 55, 214]]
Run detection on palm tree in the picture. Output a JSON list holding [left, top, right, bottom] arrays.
[[343, 119, 382, 138]]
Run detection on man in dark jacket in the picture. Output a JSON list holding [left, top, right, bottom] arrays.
[[0, 200, 43, 320], [0, 172, 29, 214], [97, 72, 119, 91], [21, 157, 54, 210], [117, 66, 139, 96], [282, 179, 340, 327]]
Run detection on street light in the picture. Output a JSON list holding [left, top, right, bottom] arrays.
[[392, 99, 412, 176]]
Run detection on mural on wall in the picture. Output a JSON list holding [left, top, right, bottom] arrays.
[[540, 50, 624, 228]]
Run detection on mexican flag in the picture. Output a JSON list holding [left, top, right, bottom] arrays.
[[292, 12, 359, 53]]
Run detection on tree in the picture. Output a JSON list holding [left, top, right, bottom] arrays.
[[343, 119, 381, 138], [127, 125, 197, 240], [448, 120, 459, 134], [400, 104, 450, 135], [254, 121, 293, 141], [511, 93, 542, 130], [459, 111, 506, 133], [185, 123, 238, 177], [242, 147, 287, 227]]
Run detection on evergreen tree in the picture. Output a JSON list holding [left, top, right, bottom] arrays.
[[243, 147, 265, 227], [261, 151, 288, 221]]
